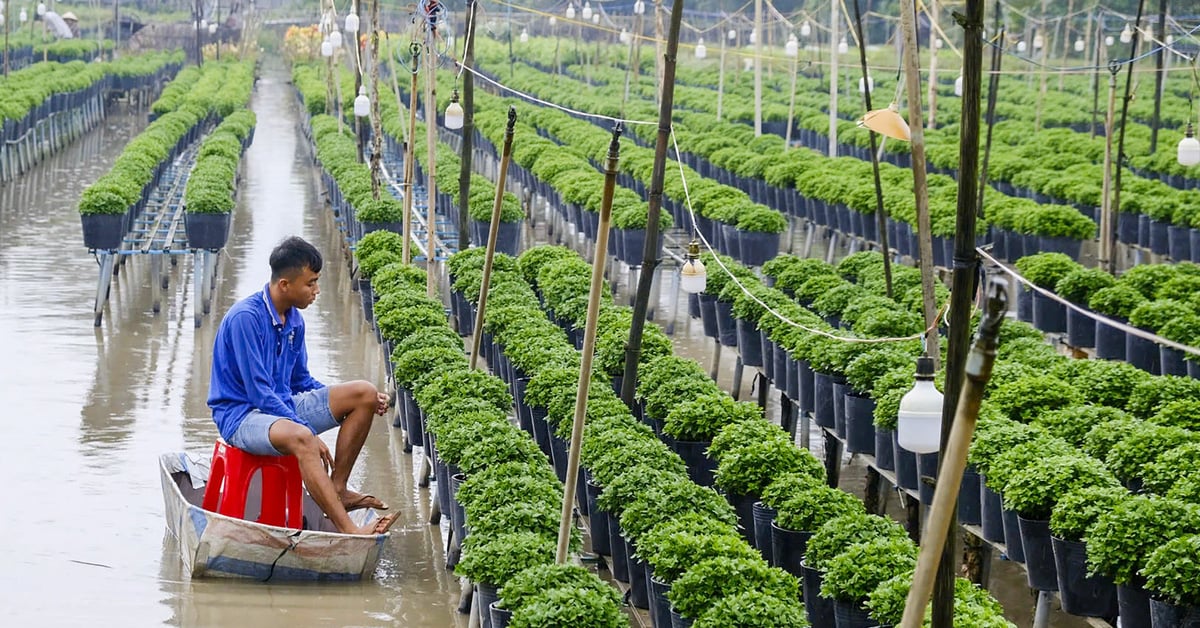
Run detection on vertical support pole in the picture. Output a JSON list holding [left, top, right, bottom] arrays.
[[354, 0, 365, 164], [785, 55, 798, 149], [402, 46, 419, 264], [151, 254, 163, 314], [716, 34, 726, 121], [193, 251, 204, 328], [1099, 70, 1119, 273], [753, 0, 763, 136], [828, 0, 840, 157], [369, 0, 383, 197], [557, 124, 623, 564], [1149, 0, 1168, 153], [927, 0, 939, 130], [425, 26, 439, 296], [458, 0, 477, 252], [853, 0, 892, 296], [469, 108, 516, 370], [1110, 0, 1148, 274]]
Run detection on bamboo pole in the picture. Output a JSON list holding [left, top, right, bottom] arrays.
[[899, 0, 940, 363], [852, 0, 892, 297], [619, 0, 685, 407], [557, 123, 623, 563], [753, 0, 763, 136], [828, 0, 840, 157], [458, 0, 476, 252], [469, 108, 516, 370], [1108, 0, 1147, 274], [424, 25, 438, 297], [1098, 69, 1119, 273], [785, 54, 798, 149], [1149, 0, 1168, 153], [900, 278, 1008, 628], [369, 0, 382, 190]]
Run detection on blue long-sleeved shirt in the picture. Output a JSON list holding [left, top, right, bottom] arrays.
[[208, 284, 324, 440]]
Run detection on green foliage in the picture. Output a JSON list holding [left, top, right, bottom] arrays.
[[636, 530, 759, 585], [987, 436, 1074, 494], [820, 536, 919, 602], [1049, 485, 1130, 543], [507, 586, 629, 628], [1055, 267, 1117, 305], [498, 564, 621, 616], [774, 485, 865, 532], [1119, 264, 1181, 299], [713, 437, 819, 496], [1051, 358, 1153, 410], [455, 531, 556, 587], [1143, 534, 1200, 607], [1088, 284, 1148, 320], [1127, 375, 1200, 419], [692, 590, 809, 628], [1142, 443, 1200, 495], [1032, 405, 1134, 447], [988, 375, 1081, 423], [804, 513, 910, 572], [966, 418, 1040, 477], [1087, 495, 1200, 585], [663, 392, 763, 442], [1128, 299, 1193, 332], [1013, 253, 1083, 290], [667, 556, 799, 620], [1105, 423, 1196, 483], [618, 481, 739, 542], [1002, 454, 1120, 520], [868, 573, 1013, 628]]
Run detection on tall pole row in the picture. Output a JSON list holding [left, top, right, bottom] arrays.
[[1108, 0, 1147, 274], [828, 0, 840, 157], [753, 0, 762, 136], [620, 0, 685, 407], [1149, 0, 1168, 153], [424, 21, 438, 297], [852, 0, 892, 297], [469, 108, 517, 371], [458, 0, 477, 252]]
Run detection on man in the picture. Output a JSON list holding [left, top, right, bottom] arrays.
[[208, 236, 398, 535]]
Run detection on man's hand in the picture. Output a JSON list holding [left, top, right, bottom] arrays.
[[317, 438, 335, 474], [375, 391, 390, 416]]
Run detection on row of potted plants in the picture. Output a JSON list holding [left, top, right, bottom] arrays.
[[77, 59, 256, 250], [182, 109, 257, 250]]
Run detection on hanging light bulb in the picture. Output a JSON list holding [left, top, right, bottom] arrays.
[[800, 20, 812, 38], [749, 29, 757, 45], [837, 36, 848, 54], [1105, 35, 1115, 47], [1033, 33, 1044, 50], [444, 90, 465, 130], [199, 18, 207, 29], [680, 241, 707, 294], [1120, 24, 1132, 44], [620, 28, 630, 44], [329, 29, 343, 48], [19, 7, 27, 22], [1073, 38, 1085, 53], [321, 38, 334, 57], [1167, 35, 1175, 46], [785, 34, 798, 57], [1179, 124, 1200, 167], [353, 86, 370, 117], [36, 1, 44, 16], [1017, 40, 1027, 53], [345, 11, 359, 34], [592, 12, 600, 24], [727, 28, 736, 42], [633, 0, 645, 16], [954, 74, 964, 97], [0, 14, 5, 27], [565, 4, 575, 20], [858, 102, 911, 141], [549, 16, 557, 26], [859, 75, 874, 94], [934, 37, 944, 49], [897, 357, 944, 453], [520, 28, 528, 43], [695, 38, 707, 59], [581, 1, 592, 21], [743, 57, 753, 71], [208, 22, 217, 35]]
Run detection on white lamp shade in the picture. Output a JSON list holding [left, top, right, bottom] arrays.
[[353, 87, 370, 117], [743, 58, 753, 71], [858, 76, 874, 94], [620, 29, 630, 44], [36, 2, 45, 16], [1017, 40, 1027, 53], [208, 23, 217, 34], [1120, 25, 1132, 43], [329, 29, 343, 47], [445, 101, 465, 130], [837, 37, 848, 54], [592, 12, 599, 24], [633, 0, 645, 15], [1074, 38, 1085, 52], [565, 5, 575, 20], [1033, 34, 1044, 49], [695, 39, 706, 59], [727, 29, 736, 41], [954, 74, 963, 97], [897, 377, 944, 453], [785, 35, 798, 57], [680, 259, 707, 294], [0, 14, 4, 26], [1179, 134, 1200, 167], [581, 2, 592, 20], [520, 29, 528, 43], [344, 12, 359, 33], [199, 18, 207, 29], [934, 37, 943, 49], [749, 30, 757, 45], [800, 20, 811, 38], [549, 16, 557, 26], [19, 8, 27, 21], [1105, 35, 1115, 46], [859, 103, 911, 141], [321, 39, 334, 57]]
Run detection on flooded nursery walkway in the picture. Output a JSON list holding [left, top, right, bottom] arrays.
[[0, 60, 465, 626]]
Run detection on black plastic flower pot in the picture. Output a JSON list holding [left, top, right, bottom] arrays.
[[584, 478, 611, 555], [80, 213, 126, 250], [626, 538, 651, 609], [773, 344, 789, 391], [1032, 291, 1068, 334], [752, 501, 777, 561], [1191, 229, 1200, 263], [548, 433, 569, 483], [449, 472, 468, 561], [530, 410, 553, 459], [843, 393, 876, 455], [476, 583, 499, 628], [802, 561, 835, 626], [513, 377, 533, 435], [1118, 582, 1154, 628], [832, 381, 849, 439], [813, 372, 837, 429], [1039, 235, 1084, 261], [958, 466, 982, 526], [1117, 213, 1138, 244], [1161, 346, 1189, 377], [1001, 507, 1026, 563], [1017, 516, 1059, 591], [489, 601, 512, 628], [980, 482, 1005, 543], [672, 439, 717, 488], [833, 598, 876, 628], [714, 300, 738, 347], [917, 453, 938, 505], [669, 607, 694, 628], [1168, 225, 1192, 261], [697, 294, 719, 339], [1052, 536, 1118, 618], [760, 332, 775, 381], [1067, 307, 1097, 348], [1127, 332, 1163, 375], [687, 292, 701, 319], [1096, 319, 1127, 360], [721, 223, 742, 260], [1139, 214, 1153, 248], [1149, 597, 1200, 628], [608, 522, 630, 583], [735, 318, 764, 367], [726, 491, 759, 547], [405, 391, 425, 448], [738, 230, 781, 267], [874, 429, 895, 471], [892, 431, 919, 491], [1189, 360, 1200, 381], [784, 356, 800, 402], [1151, 219, 1171, 256], [649, 576, 673, 628], [1017, 286, 1034, 323], [797, 359, 815, 414], [770, 521, 813, 575]]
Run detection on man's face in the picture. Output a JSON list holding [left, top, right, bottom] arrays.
[[282, 267, 321, 309]]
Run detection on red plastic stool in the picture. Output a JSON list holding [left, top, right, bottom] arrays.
[[201, 440, 304, 528]]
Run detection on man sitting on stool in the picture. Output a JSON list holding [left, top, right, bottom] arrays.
[[208, 236, 399, 535]]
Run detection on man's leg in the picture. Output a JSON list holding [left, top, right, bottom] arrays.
[[268, 419, 397, 535], [325, 381, 385, 507]]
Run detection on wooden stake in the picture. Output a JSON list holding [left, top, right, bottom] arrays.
[[469, 108, 517, 370], [425, 26, 439, 296], [402, 44, 419, 265]]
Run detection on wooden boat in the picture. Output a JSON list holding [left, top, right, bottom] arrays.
[[159, 452, 387, 581]]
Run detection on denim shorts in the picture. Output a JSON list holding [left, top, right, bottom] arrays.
[[228, 388, 339, 456]]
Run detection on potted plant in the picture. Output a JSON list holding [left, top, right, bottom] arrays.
[[1088, 284, 1148, 360], [693, 590, 808, 628], [735, 205, 788, 266], [1128, 300, 1193, 374], [496, 564, 623, 628], [1105, 423, 1196, 489], [1032, 405, 1134, 447], [803, 512, 910, 578], [1003, 454, 1121, 591], [1127, 375, 1200, 419], [1143, 534, 1200, 627], [819, 536, 919, 628], [1159, 315, 1200, 377], [634, 511, 745, 625], [662, 393, 761, 486], [506, 585, 628, 628], [1055, 267, 1116, 348], [667, 556, 800, 624], [1048, 485, 1128, 617], [713, 436, 819, 549], [988, 374, 1081, 423], [842, 348, 915, 454], [966, 418, 1042, 543], [1142, 443, 1200, 495], [455, 531, 557, 623], [867, 572, 1013, 628], [1087, 495, 1200, 628]]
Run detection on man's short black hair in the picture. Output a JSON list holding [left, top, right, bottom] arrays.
[[270, 236, 323, 281]]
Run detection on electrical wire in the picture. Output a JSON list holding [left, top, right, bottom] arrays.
[[453, 62, 657, 125]]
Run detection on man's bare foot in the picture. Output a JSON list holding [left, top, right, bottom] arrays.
[[351, 512, 400, 535], [340, 490, 388, 512]]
